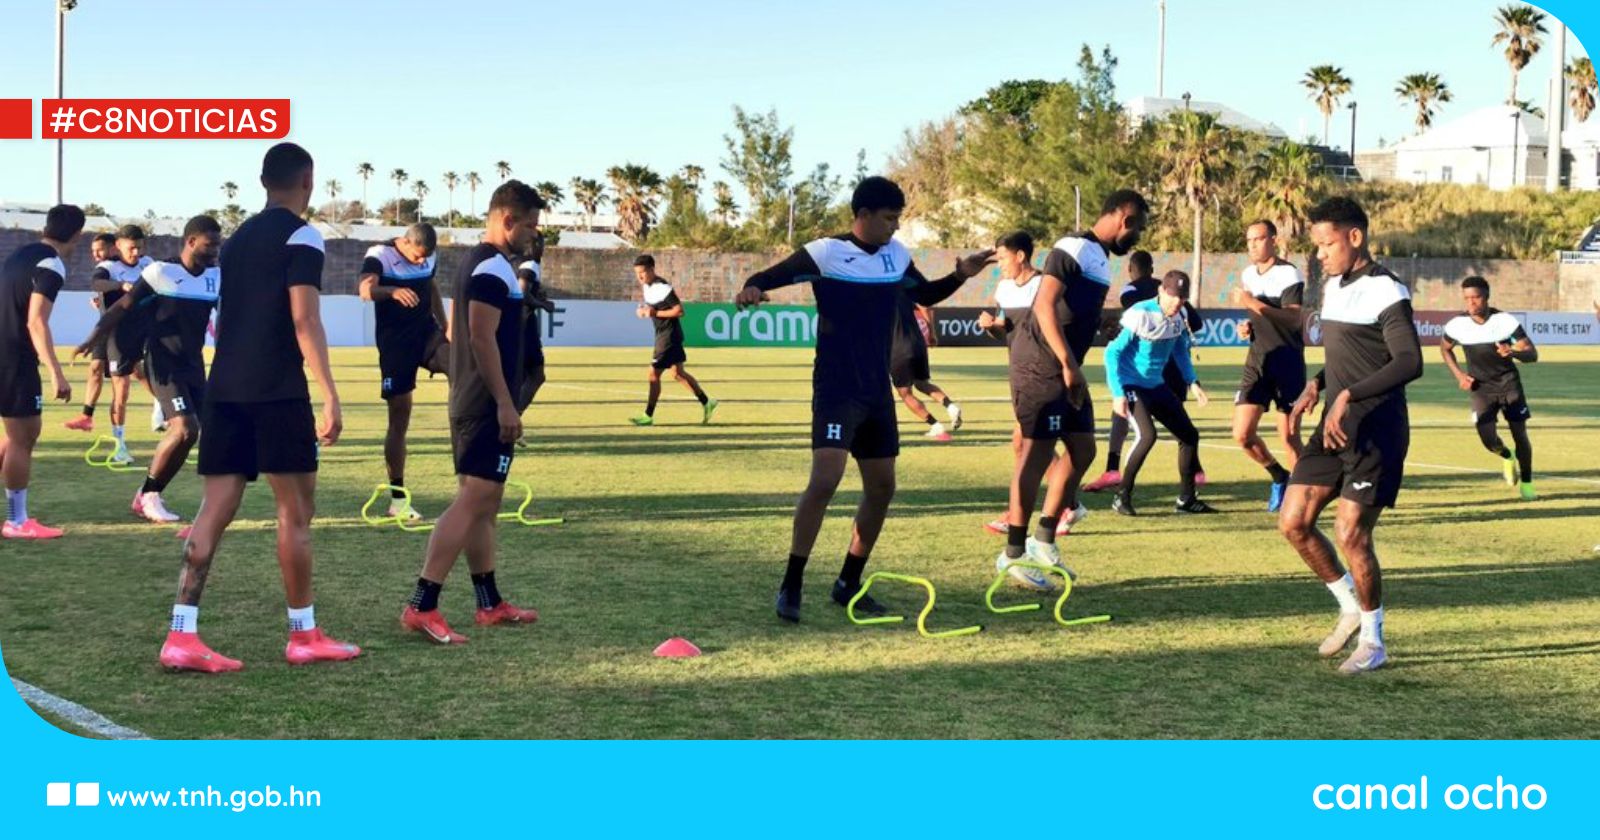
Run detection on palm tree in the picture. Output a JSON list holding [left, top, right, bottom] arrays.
[[606, 164, 664, 243], [712, 181, 737, 225], [1492, 4, 1548, 105], [411, 180, 429, 223], [1156, 111, 1244, 284], [357, 162, 375, 216], [466, 171, 482, 217], [1249, 141, 1320, 245], [325, 179, 342, 222], [1302, 65, 1353, 146], [570, 177, 608, 231], [680, 165, 705, 190], [1512, 98, 1544, 119], [1568, 57, 1597, 123], [442, 171, 459, 227], [220, 181, 238, 202], [390, 168, 409, 223], [1395, 73, 1453, 133], [534, 181, 565, 210], [495, 160, 512, 182]]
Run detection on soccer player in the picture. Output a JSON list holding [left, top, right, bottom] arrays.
[[516, 232, 556, 421], [1, 204, 82, 540], [359, 222, 449, 522], [77, 216, 222, 525], [159, 142, 360, 673], [1103, 271, 1216, 515], [1230, 220, 1307, 512], [736, 176, 993, 623], [90, 224, 156, 465], [1440, 276, 1538, 500], [64, 232, 117, 433], [997, 190, 1148, 590], [400, 181, 544, 645], [1279, 197, 1421, 676], [630, 255, 717, 425], [891, 295, 962, 440]]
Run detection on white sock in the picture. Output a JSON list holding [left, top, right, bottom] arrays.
[[6, 488, 27, 525], [1360, 607, 1384, 647], [113, 425, 126, 442], [929, 422, 946, 435], [1326, 574, 1360, 614], [948, 402, 961, 418], [170, 604, 199, 634], [287, 605, 316, 633], [152, 401, 165, 422]]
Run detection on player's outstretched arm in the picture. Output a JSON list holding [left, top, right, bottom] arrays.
[[74, 286, 139, 358], [739, 246, 821, 307]]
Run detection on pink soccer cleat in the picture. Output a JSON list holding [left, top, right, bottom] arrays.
[[2, 519, 64, 540], [159, 631, 243, 673], [284, 629, 362, 664]]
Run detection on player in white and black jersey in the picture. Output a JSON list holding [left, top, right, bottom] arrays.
[[995, 190, 1148, 591], [737, 177, 993, 623], [630, 255, 717, 426], [1439, 276, 1538, 500], [515, 232, 556, 425], [77, 216, 222, 525], [89, 225, 156, 466], [162, 143, 360, 673], [1, 205, 83, 540], [401, 181, 544, 646], [1230, 220, 1306, 513], [891, 292, 962, 440], [358, 223, 449, 522], [64, 233, 118, 434], [1280, 197, 1422, 676]]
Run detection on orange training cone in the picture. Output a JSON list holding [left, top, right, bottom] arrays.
[[653, 637, 701, 658]]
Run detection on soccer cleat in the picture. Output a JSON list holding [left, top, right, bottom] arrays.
[[175, 525, 193, 541], [1318, 612, 1361, 657], [775, 587, 801, 623], [832, 578, 889, 615], [130, 488, 144, 516], [1174, 497, 1219, 515], [1194, 471, 1208, 487], [629, 414, 654, 427], [1083, 470, 1122, 493], [947, 403, 963, 431], [285, 628, 362, 664], [475, 600, 539, 626], [159, 632, 243, 674], [387, 499, 423, 523], [401, 606, 469, 645], [925, 422, 950, 441], [1026, 536, 1077, 582], [63, 414, 94, 432], [137, 492, 183, 524], [110, 446, 135, 467], [984, 515, 1009, 535], [1336, 642, 1388, 675], [1059, 502, 1090, 535], [1268, 481, 1288, 513], [702, 398, 719, 425], [1502, 451, 1518, 487], [2, 519, 64, 540], [1519, 481, 1536, 502], [1110, 492, 1137, 517], [995, 550, 1057, 591]]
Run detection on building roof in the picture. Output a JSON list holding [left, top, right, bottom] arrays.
[[1388, 104, 1547, 153], [1124, 96, 1288, 138]]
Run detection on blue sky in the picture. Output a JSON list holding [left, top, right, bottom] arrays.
[[0, 0, 1591, 218]]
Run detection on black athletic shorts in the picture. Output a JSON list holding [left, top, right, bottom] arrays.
[[891, 346, 932, 389], [379, 328, 448, 400], [1012, 377, 1095, 441], [1290, 406, 1409, 509], [1235, 349, 1307, 413], [515, 364, 546, 414], [1470, 387, 1531, 424], [88, 335, 110, 364], [812, 395, 899, 459], [198, 399, 318, 480], [148, 368, 205, 419], [0, 365, 42, 418], [651, 344, 687, 372], [106, 334, 143, 378], [451, 414, 515, 483]]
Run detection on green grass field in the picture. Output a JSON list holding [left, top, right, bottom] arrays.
[[3, 345, 1599, 739]]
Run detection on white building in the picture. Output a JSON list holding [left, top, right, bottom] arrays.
[[1562, 117, 1600, 191], [1124, 95, 1289, 138], [1362, 105, 1553, 190]]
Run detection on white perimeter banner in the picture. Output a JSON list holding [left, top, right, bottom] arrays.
[[1513, 311, 1600, 345], [47, 293, 651, 348]]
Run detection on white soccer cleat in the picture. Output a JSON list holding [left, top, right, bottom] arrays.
[[137, 492, 182, 523], [110, 446, 135, 466], [1337, 642, 1388, 675], [1026, 536, 1077, 582], [995, 550, 1057, 591], [947, 403, 963, 431], [387, 500, 423, 523], [1318, 612, 1361, 657], [1059, 502, 1090, 534], [925, 422, 950, 441], [151, 400, 167, 432]]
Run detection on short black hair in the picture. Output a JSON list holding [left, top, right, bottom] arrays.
[[1249, 219, 1278, 237], [404, 222, 437, 253], [487, 179, 546, 218], [1129, 250, 1154, 274], [1101, 189, 1150, 218], [261, 142, 314, 190], [1307, 196, 1368, 232], [92, 232, 117, 248], [1160, 269, 1191, 301], [850, 176, 906, 215], [996, 231, 1034, 259], [1461, 275, 1490, 296], [633, 254, 656, 269], [183, 215, 222, 239], [43, 204, 86, 242], [115, 223, 146, 241]]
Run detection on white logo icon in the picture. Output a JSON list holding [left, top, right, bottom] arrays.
[[1351, 481, 1374, 491], [496, 455, 511, 474], [1047, 415, 1061, 432], [171, 397, 186, 412], [382, 377, 393, 392], [825, 423, 842, 441]]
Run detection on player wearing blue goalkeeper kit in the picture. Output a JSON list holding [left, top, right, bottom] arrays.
[[1103, 270, 1216, 516]]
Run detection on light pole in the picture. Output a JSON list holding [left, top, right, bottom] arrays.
[[1073, 185, 1081, 230], [1511, 109, 1522, 188], [1346, 101, 1357, 156], [1156, 0, 1166, 98], [55, 0, 77, 206], [1182, 91, 1191, 112]]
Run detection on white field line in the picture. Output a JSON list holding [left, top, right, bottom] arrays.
[[11, 678, 150, 740]]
